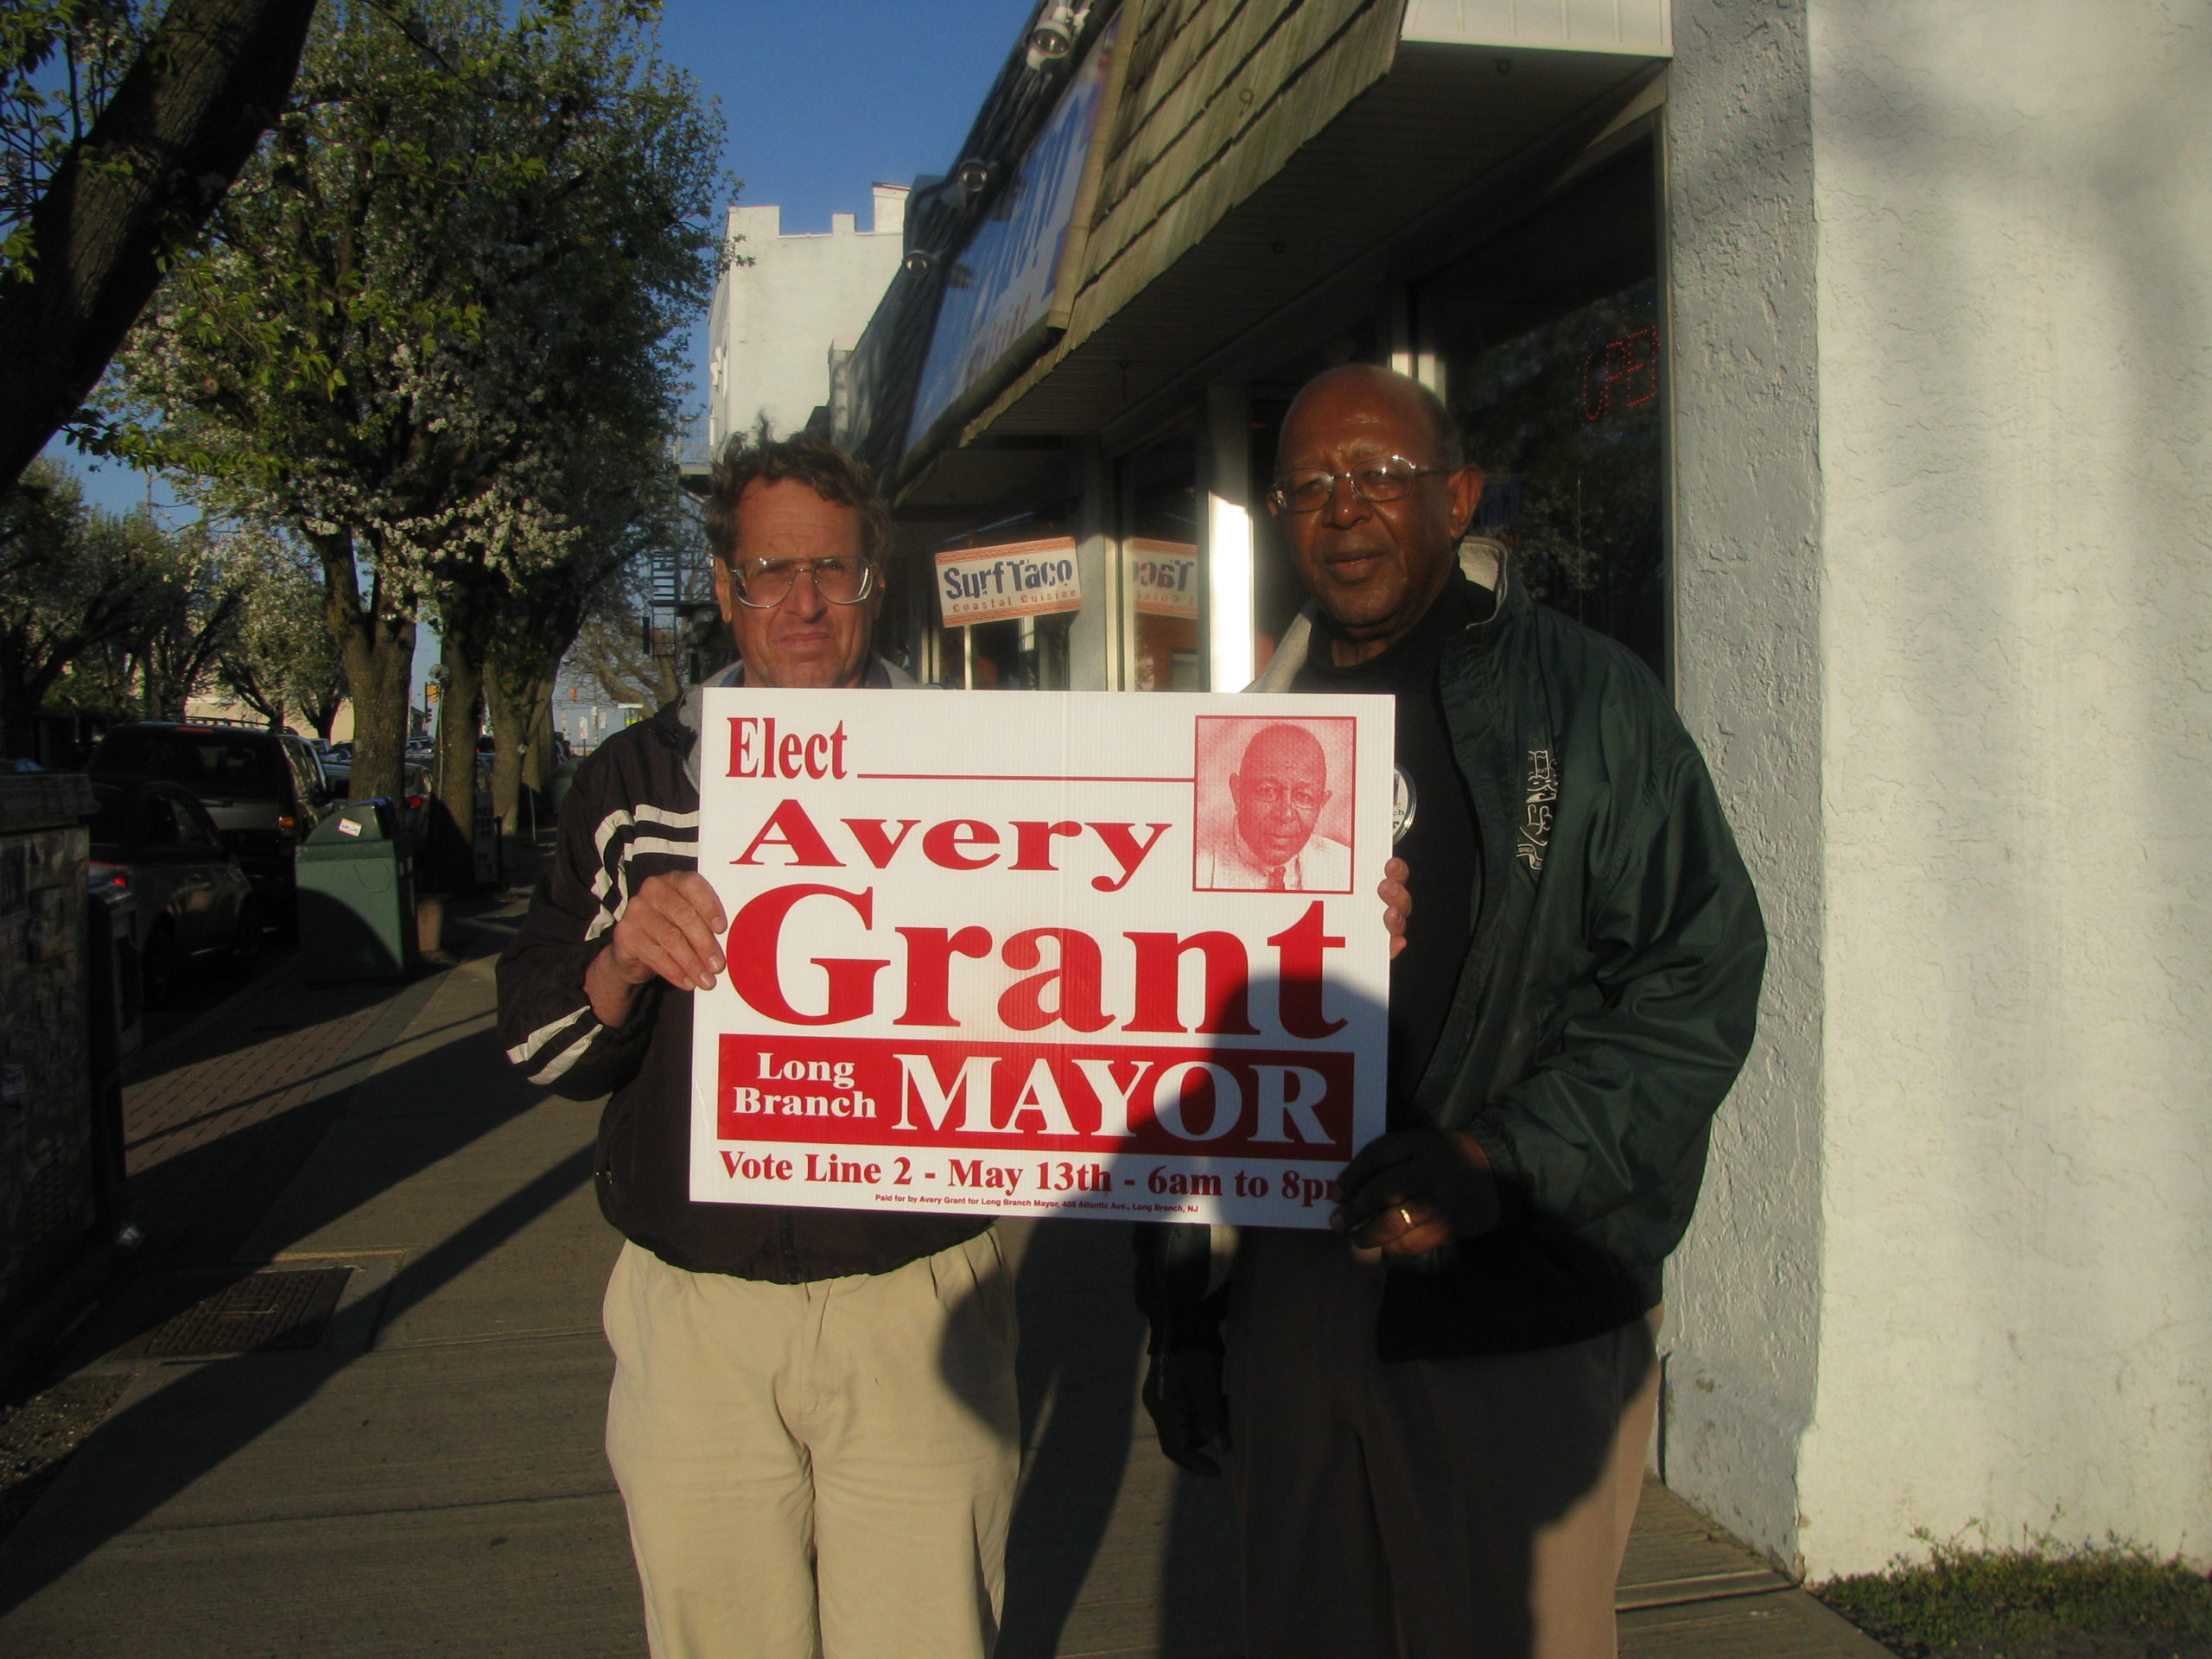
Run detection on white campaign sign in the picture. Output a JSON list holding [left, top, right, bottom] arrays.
[[688, 690, 1393, 1227]]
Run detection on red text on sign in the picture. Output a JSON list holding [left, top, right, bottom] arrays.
[[718, 1034, 1355, 1158]]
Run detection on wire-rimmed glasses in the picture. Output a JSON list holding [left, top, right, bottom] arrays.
[[1268, 455, 1452, 514], [728, 555, 878, 609]]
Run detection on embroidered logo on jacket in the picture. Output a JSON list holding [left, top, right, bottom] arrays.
[[1516, 749, 1558, 872]]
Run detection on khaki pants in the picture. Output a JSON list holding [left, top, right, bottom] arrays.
[[1225, 1229, 1659, 1659], [602, 1235, 1021, 1659]]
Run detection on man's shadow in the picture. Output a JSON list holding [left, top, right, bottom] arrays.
[[948, 966, 1377, 1657], [992, 1217, 1243, 1659]]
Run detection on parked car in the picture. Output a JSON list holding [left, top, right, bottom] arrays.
[[86, 779, 261, 1006], [87, 721, 334, 915]]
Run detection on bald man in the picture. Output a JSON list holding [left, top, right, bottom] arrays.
[[1198, 722, 1352, 891], [1135, 365, 1766, 1659]]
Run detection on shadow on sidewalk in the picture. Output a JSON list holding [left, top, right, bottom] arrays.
[[0, 957, 593, 1617], [998, 1219, 1245, 1658], [999, 1218, 1145, 1658], [124, 1013, 492, 1160]]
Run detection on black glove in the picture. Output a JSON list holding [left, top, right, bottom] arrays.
[[1332, 1128, 1500, 1255], [1142, 1346, 1231, 1478]]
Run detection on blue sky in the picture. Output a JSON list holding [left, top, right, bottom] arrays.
[[671, 0, 1035, 235], [660, 0, 1037, 430]]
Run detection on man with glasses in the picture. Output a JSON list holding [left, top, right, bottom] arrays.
[[498, 432, 1018, 1659], [1197, 721, 1352, 890], [1137, 365, 1765, 1659]]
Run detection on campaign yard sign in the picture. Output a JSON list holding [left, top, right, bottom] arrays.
[[688, 690, 1394, 1228]]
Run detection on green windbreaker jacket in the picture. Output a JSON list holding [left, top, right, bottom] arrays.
[[1143, 549, 1768, 1361]]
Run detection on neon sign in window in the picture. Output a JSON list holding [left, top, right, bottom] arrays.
[[1581, 326, 1660, 422]]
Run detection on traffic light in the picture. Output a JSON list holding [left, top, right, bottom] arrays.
[[427, 683, 442, 706]]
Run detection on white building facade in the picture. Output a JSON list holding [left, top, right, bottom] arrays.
[[705, 184, 909, 448], [1662, 0, 2212, 1580]]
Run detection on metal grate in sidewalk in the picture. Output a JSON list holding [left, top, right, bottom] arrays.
[[143, 1267, 353, 1358]]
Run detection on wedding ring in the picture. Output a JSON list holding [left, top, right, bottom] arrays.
[[1396, 1205, 1415, 1232]]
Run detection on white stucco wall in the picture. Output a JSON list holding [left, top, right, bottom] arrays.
[[1797, 0, 2212, 1577], [1669, 0, 2212, 1581], [707, 183, 908, 447], [1663, 0, 1827, 1576]]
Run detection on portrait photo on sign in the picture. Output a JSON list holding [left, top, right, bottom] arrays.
[[1192, 715, 1357, 893]]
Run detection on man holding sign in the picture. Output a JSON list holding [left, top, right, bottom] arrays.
[[497, 434, 1019, 1659], [1138, 366, 1767, 1659]]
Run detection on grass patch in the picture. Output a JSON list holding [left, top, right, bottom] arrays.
[[1815, 1532, 2212, 1659]]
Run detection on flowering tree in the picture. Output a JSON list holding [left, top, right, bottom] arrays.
[[216, 527, 346, 737], [480, 429, 696, 831], [118, 0, 720, 848], [0, 0, 320, 488]]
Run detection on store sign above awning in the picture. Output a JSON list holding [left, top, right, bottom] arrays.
[[936, 537, 1084, 627], [1128, 539, 1199, 620], [908, 15, 1122, 455]]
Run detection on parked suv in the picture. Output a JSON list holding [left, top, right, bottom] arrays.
[[88, 721, 334, 913]]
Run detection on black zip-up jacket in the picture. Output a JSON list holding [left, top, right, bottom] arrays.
[[495, 663, 989, 1281], [1141, 550, 1768, 1359]]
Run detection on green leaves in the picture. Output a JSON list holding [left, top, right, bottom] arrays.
[[116, 0, 720, 598], [2, 0, 148, 283]]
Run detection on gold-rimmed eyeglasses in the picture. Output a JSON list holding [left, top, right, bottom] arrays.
[[728, 555, 878, 609], [1268, 455, 1451, 515]]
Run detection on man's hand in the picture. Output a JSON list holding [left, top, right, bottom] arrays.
[[1141, 1348, 1231, 1478], [1331, 1129, 1499, 1255], [586, 871, 728, 1026], [1379, 855, 1411, 961]]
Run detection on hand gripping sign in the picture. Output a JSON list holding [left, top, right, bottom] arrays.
[[689, 690, 1394, 1226]]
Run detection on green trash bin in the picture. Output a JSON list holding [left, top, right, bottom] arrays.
[[297, 798, 417, 982], [546, 760, 581, 826]]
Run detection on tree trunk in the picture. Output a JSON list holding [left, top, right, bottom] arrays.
[[0, 0, 321, 489], [486, 656, 559, 836], [426, 648, 484, 895], [524, 685, 556, 797], [484, 666, 525, 834], [314, 530, 412, 804], [337, 623, 413, 798]]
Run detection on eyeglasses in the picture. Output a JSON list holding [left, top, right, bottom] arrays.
[[1268, 455, 1451, 515], [1243, 782, 1325, 811], [728, 555, 877, 609]]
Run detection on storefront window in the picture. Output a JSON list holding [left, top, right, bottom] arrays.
[[1246, 392, 1314, 674], [929, 510, 1078, 690], [1421, 144, 1667, 680], [1119, 436, 1199, 691]]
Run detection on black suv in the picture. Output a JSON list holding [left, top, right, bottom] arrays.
[[88, 721, 334, 912]]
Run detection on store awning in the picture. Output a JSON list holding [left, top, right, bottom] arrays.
[[899, 5, 1664, 512]]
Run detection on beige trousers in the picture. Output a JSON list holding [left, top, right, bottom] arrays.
[[1225, 1229, 1660, 1659], [602, 1235, 1021, 1659]]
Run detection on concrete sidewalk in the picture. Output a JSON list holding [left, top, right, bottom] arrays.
[[0, 894, 1887, 1659]]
